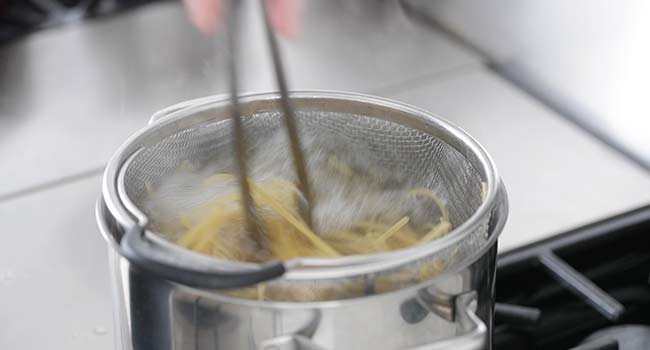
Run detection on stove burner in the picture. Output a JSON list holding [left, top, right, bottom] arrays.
[[581, 325, 650, 350], [494, 205, 650, 350]]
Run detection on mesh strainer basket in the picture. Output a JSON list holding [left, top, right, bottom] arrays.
[[102, 91, 507, 302]]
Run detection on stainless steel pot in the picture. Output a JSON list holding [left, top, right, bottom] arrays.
[[97, 91, 508, 350]]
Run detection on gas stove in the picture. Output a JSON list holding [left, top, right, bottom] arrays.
[[494, 205, 650, 350]]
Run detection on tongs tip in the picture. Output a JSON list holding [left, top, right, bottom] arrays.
[[225, 0, 314, 243]]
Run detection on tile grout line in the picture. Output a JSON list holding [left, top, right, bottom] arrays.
[[0, 167, 105, 202], [0, 32, 482, 204], [367, 62, 483, 97], [489, 65, 650, 173], [0, 63, 482, 204]]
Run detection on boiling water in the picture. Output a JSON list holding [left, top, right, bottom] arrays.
[[143, 126, 445, 242]]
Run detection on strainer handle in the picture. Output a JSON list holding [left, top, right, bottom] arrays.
[[256, 293, 486, 350], [148, 96, 223, 125], [120, 225, 286, 289]]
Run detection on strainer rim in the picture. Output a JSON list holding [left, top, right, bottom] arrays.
[[102, 90, 506, 280]]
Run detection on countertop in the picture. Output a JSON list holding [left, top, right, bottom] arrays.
[[1, 1, 650, 349]]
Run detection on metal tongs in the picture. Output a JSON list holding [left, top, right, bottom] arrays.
[[225, 0, 313, 241]]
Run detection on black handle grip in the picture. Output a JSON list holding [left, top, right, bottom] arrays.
[[121, 226, 286, 289], [495, 303, 542, 325]]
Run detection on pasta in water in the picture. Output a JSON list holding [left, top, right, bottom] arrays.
[[144, 131, 458, 301], [172, 163, 452, 263]]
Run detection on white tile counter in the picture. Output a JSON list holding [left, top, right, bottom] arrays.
[[0, 176, 113, 350], [388, 68, 650, 251]]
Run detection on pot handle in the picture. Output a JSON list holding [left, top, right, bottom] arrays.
[[121, 225, 286, 289], [408, 290, 487, 350], [256, 291, 487, 350], [258, 311, 323, 350]]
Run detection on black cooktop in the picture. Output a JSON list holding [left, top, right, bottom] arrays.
[[0, 0, 164, 43], [494, 205, 650, 350]]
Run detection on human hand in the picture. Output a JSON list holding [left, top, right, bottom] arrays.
[[182, 0, 299, 37]]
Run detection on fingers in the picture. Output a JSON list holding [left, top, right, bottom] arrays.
[[183, 0, 222, 35], [183, 0, 299, 37], [266, 0, 299, 38]]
